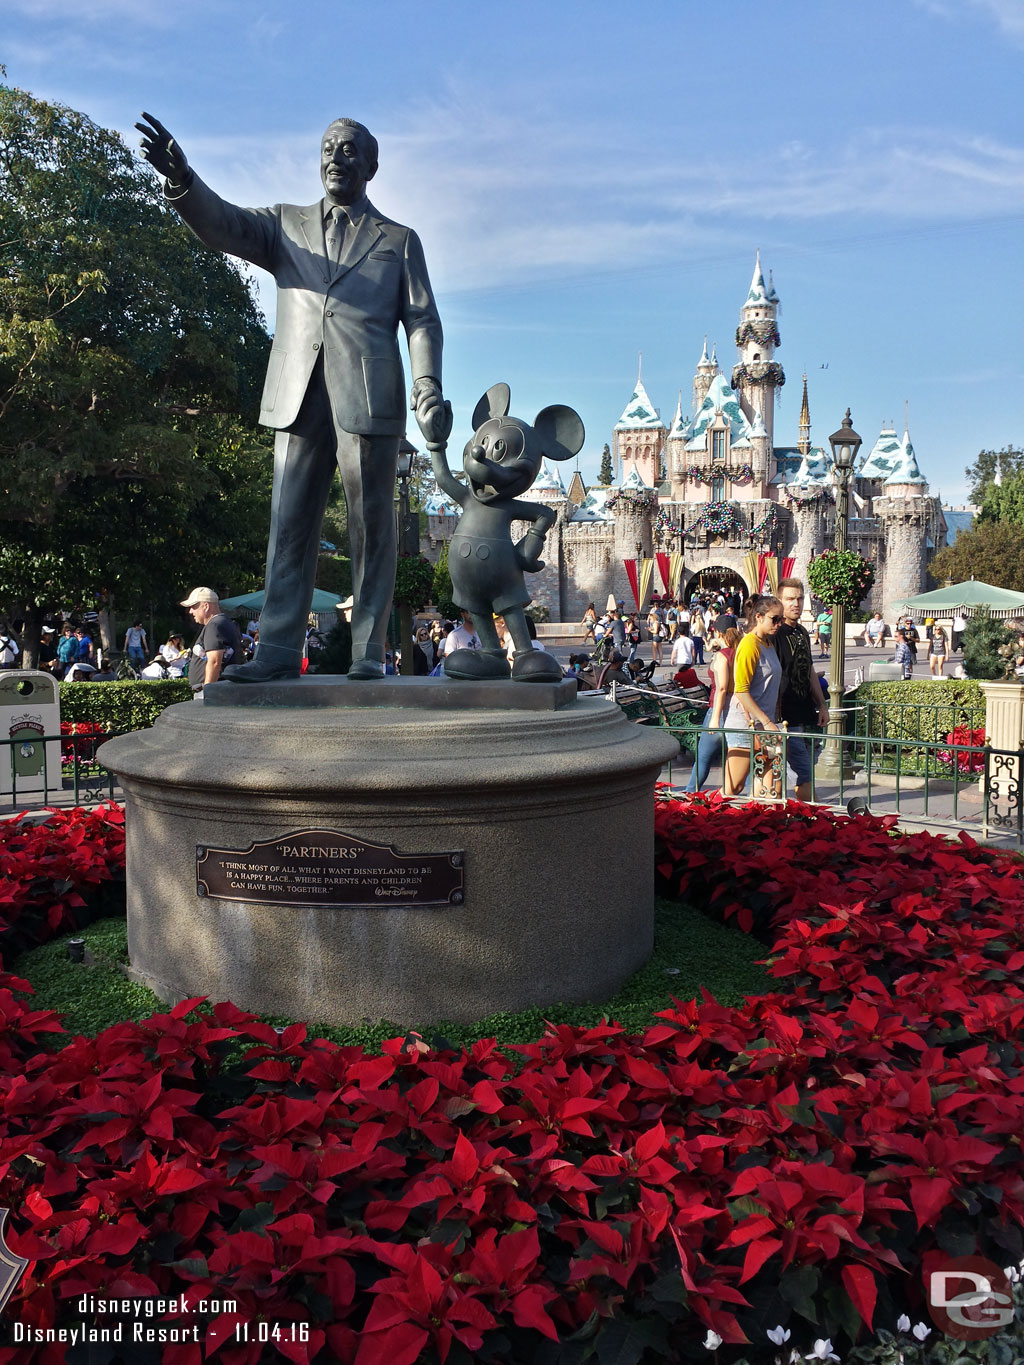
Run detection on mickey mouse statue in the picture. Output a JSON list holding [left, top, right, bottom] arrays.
[[419, 382, 584, 681]]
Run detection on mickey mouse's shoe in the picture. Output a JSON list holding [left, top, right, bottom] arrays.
[[443, 649, 510, 680], [510, 649, 564, 683]]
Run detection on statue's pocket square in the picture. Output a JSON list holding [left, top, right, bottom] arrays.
[[369, 249, 399, 261]]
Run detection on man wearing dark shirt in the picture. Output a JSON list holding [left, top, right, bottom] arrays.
[[777, 578, 829, 802], [181, 587, 243, 692]]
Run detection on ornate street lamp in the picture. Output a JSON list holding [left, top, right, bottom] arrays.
[[818, 410, 862, 780]]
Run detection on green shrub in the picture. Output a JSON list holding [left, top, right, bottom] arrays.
[[58, 679, 192, 732], [314, 552, 352, 600], [849, 678, 985, 743], [308, 619, 352, 675], [962, 607, 1018, 680], [392, 553, 435, 610], [525, 604, 551, 624], [432, 541, 456, 619]]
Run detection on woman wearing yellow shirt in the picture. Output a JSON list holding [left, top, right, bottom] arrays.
[[722, 597, 784, 796]]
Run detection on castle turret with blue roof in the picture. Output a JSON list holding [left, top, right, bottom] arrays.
[[613, 371, 667, 489]]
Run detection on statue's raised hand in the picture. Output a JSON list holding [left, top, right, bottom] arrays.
[[135, 112, 190, 185]]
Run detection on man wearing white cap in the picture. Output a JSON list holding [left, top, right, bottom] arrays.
[[180, 588, 243, 692]]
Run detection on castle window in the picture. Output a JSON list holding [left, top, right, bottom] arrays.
[[712, 430, 725, 462], [753, 352, 760, 361], [712, 476, 725, 500]]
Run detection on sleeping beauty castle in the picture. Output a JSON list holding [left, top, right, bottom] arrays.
[[422, 254, 946, 619]]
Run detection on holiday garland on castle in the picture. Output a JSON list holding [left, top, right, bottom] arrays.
[[807, 548, 875, 610], [785, 485, 834, 509], [732, 361, 785, 390], [691, 500, 738, 535], [749, 504, 780, 544], [734, 320, 781, 349], [685, 463, 754, 486], [605, 488, 657, 514], [654, 507, 681, 538]]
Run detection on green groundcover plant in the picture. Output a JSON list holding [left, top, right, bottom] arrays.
[[1, 798, 1023, 1363]]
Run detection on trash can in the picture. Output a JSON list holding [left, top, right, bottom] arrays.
[[867, 661, 903, 682], [0, 671, 62, 798]]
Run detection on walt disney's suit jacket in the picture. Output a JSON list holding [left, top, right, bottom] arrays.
[[167, 174, 443, 436]]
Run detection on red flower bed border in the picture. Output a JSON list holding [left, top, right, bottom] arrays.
[[0, 799, 1023, 1363]]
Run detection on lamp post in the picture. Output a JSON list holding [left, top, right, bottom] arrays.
[[818, 409, 862, 779], [396, 440, 418, 676]]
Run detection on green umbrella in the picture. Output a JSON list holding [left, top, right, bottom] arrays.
[[899, 579, 1024, 615], [218, 589, 344, 614]]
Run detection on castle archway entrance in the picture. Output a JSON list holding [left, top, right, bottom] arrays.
[[686, 565, 748, 604]]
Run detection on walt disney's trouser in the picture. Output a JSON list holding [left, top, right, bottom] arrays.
[[255, 360, 399, 670]]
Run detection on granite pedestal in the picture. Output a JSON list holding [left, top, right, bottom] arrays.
[[99, 678, 678, 1027]]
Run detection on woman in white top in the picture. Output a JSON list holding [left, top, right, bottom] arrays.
[[670, 625, 695, 670]]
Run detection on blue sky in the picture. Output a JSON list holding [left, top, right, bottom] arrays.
[[5, 0, 1023, 503]]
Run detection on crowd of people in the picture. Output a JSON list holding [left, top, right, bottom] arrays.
[[568, 583, 976, 798]]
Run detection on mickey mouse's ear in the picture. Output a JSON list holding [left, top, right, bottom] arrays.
[[471, 383, 511, 429], [534, 405, 585, 461]]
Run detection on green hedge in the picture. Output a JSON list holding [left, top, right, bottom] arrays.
[[849, 678, 985, 743], [59, 680, 192, 732]]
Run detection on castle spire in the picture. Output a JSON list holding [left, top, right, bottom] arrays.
[[693, 336, 717, 411], [798, 373, 811, 455], [745, 249, 768, 307]]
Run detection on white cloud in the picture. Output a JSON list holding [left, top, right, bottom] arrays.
[[142, 93, 1024, 321], [913, 0, 1024, 43]]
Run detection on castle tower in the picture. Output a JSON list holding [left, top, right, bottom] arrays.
[[611, 469, 656, 606], [665, 390, 692, 498], [732, 251, 784, 449], [613, 369, 667, 486], [873, 422, 936, 616], [798, 374, 811, 456], [692, 337, 718, 411]]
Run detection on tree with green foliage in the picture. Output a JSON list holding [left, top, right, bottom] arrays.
[[965, 446, 1024, 505], [961, 608, 1018, 681], [978, 466, 1024, 527], [598, 443, 613, 486], [929, 520, 1024, 593], [0, 84, 273, 660]]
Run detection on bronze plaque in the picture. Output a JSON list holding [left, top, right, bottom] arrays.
[[196, 830, 463, 908]]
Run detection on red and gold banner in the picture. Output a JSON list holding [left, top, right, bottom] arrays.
[[655, 552, 671, 594], [623, 558, 640, 610]]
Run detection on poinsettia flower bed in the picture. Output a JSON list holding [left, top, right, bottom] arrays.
[[0, 799, 1022, 1363], [937, 725, 987, 775], [0, 804, 125, 965]]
